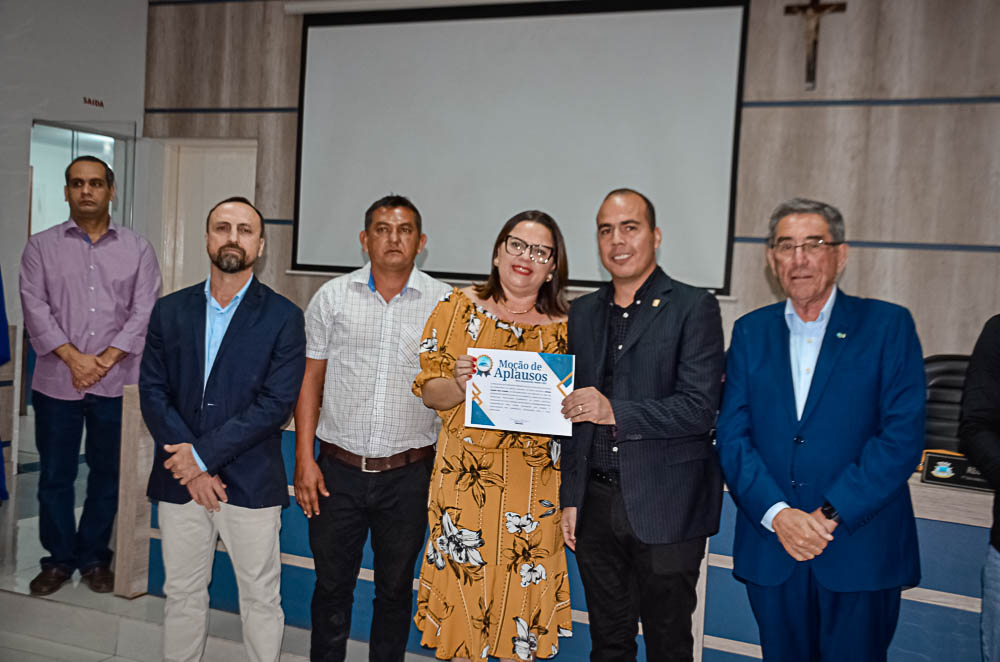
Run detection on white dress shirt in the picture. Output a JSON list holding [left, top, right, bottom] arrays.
[[761, 286, 838, 531], [304, 263, 450, 457]]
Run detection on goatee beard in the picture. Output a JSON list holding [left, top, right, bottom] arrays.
[[211, 245, 254, 273]]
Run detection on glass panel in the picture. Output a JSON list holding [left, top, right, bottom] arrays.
[[28, 124, 121, 234]]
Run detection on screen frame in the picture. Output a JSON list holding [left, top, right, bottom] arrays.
[[292, 0, 749, 294]]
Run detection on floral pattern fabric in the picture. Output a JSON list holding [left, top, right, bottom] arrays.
[[412, 289, 572, 660]]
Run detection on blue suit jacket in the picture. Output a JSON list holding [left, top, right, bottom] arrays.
[[140, 277, 306, 508], [716, 292, 925, 591]]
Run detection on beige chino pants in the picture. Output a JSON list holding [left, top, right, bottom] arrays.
[[159, 500, 283, 662]]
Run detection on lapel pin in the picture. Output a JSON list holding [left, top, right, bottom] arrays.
[[652, 299, 660, 308], [836, 332, 846, 339]]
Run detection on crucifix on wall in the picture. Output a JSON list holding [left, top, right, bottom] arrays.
[[785, 0, 847, 90]]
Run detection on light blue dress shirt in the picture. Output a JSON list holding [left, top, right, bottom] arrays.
[[761, 286, 837, 531], [190, 274, 253, 471]]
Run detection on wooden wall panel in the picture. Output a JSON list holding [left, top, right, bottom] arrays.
[[257, 225, 330, 307], [840, 246, 1000, 355], [114, 386, 154, 598], [725, 242, 1000, 356], [744, 0, 1000, 101], [146, 113, 299, 221], [145, 112, 315, 299], [736, 105, 1000, 244], [146, 1, 301, 108], [142, 0, 1000, 356], [736, 106, 871, 238]]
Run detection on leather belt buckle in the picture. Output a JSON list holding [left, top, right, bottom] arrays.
[[360, 456, 378, 473]]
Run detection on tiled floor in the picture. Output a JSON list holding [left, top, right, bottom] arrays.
[[1, 410, 429, 662], [0, 631, 140, 661]]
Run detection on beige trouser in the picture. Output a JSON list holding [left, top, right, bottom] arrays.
[[159, 500, 284, 662]]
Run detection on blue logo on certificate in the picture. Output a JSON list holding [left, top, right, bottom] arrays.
[[475, 355, 493, 377]]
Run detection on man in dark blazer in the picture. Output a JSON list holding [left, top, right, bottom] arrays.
[[140, 197, 306, 662], [959, 314, 1000, 662], [716, 198, 925, 661], [560, 188, 725, 661]]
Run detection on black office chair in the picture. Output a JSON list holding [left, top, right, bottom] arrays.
[[923, 354, 970, 453]]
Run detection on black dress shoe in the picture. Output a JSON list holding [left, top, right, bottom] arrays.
[[80, 565, 114, 593], [80, 565, 115, 593], [29, 566, 73, 596]]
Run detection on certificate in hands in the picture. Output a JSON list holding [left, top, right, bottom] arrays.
[[464, 348, 574, 436]]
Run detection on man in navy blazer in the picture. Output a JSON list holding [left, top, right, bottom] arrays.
[[560, 189, 725, 660], [716, 198, 925, 661], [140, 197, 306, 662]]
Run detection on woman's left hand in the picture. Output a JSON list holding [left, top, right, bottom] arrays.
[[453, 354, 476, 391]]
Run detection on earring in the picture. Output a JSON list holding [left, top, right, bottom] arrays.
[[493, 258, 499, 267], [546, 274, 553, 282]]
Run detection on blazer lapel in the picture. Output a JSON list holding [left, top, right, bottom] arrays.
[[590, 285, 612, 380], [771, 307, 797, 423], [798, 293, 854, 426], [617, 269, 671, 359], [206, 278, 263, 387], [190, 284, 208, 388]]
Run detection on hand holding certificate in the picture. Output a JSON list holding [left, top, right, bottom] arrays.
[[464, 348, 574, 436]]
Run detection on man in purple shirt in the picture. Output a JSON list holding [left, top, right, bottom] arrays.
[[19, 156, 161, 595]]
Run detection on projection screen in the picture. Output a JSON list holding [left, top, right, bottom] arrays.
[[294, 2, 746, 291]]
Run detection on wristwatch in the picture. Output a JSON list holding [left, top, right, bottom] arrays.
[[820, 501, 842, 524]]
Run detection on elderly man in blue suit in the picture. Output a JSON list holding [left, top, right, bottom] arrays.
[[140, 197, 306, 662], [716, 198, 925, 662]]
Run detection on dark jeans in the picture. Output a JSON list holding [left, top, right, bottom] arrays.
[[576, 477, 705, 662], [33, 390, 122, 572], [308, 451, 432, 662]]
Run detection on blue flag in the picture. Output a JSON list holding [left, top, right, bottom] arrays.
[[0, 266, 8, 501], [0, 265, 9, 366]]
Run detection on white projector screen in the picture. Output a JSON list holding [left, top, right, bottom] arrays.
[[295, 2, 746, 291]]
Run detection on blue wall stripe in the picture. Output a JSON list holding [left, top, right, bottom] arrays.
[[0, 440, 10, 448], [705, 565, 760, 644], [0, 379, 13, 388], [148, 431, 986, 660], [915, 518, 988, 598], [263, 219, 294, 226], [711, 496, 988, 597], [734, 236, 1000, 253], [703, 649, 758, 662], [145, 107, 298, 114], [744, 96, 1000, 108]]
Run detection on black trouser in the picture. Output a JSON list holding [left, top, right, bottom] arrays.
[[308, 452, 432, 662], [576, 476, 706, 662]]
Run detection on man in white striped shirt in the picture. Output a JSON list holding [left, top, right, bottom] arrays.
[[294, 195, 450, 662]]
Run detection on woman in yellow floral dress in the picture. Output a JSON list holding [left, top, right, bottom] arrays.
[[413, 210, 573, 661]]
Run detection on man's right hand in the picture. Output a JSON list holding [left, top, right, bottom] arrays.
[[561, 506, 578, 551], [56, 345, 109, 390], [187, 473, 228, 512], [772, 507, 834, 561], [294, 457, 329, 518]]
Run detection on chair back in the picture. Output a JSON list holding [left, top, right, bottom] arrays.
[[924, 354, 970, 452]]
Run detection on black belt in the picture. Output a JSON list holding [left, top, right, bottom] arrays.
[[590, 469, 620, 486]]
